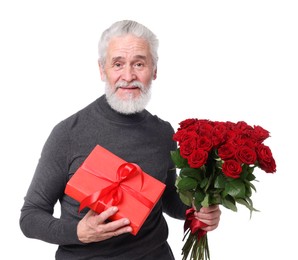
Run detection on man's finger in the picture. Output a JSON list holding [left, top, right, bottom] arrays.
[[84, 209, 98, 218], [96, 206, 118, 224]]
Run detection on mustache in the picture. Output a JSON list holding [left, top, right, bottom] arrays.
[[115, 81, 145, 90]]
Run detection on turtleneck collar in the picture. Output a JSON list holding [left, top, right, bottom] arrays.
[[96, 95, 149, 124]]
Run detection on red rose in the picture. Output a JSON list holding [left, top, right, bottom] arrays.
[[242, 139, 256, 149], [222, 160, 242, 178], [256, 144, 276, 173], [196, 121, 214, 138], [218, 143, 236, 160], [235, 121, 253, 132], [173, 129, 184, 143], [212, 123, 227, 147], [197, 136, 213, 151], [180, 138, 196, 159], [188, 148, 208, 168], [252, 125, 270, 143], [174, 129, 199, 144], [179, 118, 198, 130], [225, 129, 237, 143], [235, 146, 257, 165], [230, 134, 247, 146], [173, 129, 192, 143]]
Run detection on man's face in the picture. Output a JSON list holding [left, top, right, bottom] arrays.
[[99, 34, 157, 114]]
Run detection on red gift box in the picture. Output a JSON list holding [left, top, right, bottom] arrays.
[[65, 145, 166, 235]]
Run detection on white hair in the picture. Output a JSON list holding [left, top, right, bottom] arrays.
[[98, 20, 159, 69]]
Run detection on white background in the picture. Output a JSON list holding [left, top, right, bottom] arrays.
[[1, 0, 297, 259]]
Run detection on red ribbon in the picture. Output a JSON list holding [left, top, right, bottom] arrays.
[[79, 162, 154, 213], [184, 208, 208, 240]]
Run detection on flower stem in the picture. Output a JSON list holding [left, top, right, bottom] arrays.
[[182, 230, 209, 260]]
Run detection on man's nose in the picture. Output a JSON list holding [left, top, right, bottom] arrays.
[[121, 66, 136, 82]]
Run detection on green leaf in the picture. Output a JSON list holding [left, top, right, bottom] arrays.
[[214, 174, 226, 189], [201, 194, 210, 207], [244, 183, 252, 197], [180, 167, 203, 181], [170, 150, 188, 168], [177, 177, 198, 191], [178, 190, 193, 206], [200, 177, 209, 189], [248, 165, 256, 174], [209, 193, 222, 205], [236, 198, 252, 210], [194, 189, 205, 203], [246, 197, 260, 213], [240, 164, 249, 179], [246, 172, 256, 181], [222, 196, 237, 212], [246, 180, 257, 192], [174, 175, 181, 188], [236, 198, 259, 218], [225, 179, 246, 199]]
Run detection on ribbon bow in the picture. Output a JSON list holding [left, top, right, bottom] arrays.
[[184, 208, 208, 240], [79, 162, 154, 213]]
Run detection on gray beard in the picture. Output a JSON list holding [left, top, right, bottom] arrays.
[[105, 81, 152, 115]]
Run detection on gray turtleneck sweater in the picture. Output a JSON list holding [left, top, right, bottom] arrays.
[[20, 95, 187, 260]]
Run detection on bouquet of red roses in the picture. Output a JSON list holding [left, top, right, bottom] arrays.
[[171, 119, 276, 260]]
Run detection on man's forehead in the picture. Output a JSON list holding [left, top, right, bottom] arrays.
[[111, 55, 148, 62], [108, 35, 149, 53]]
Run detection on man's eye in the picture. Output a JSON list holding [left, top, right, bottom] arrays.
[[135, 63, 144, 68], [113, 63, 123, 70]]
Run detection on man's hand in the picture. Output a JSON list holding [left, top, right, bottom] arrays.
[[194, 205, 221, 231], [77, 206, 132, 243]]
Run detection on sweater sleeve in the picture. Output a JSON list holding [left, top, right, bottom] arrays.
[[161, 125, 189, 220], [162, 166, 189, 220], [19, 122, 82, 245]]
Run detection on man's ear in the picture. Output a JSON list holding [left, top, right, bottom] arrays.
[[98, 63, 106, 81], [153, 68, 157, 80]]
